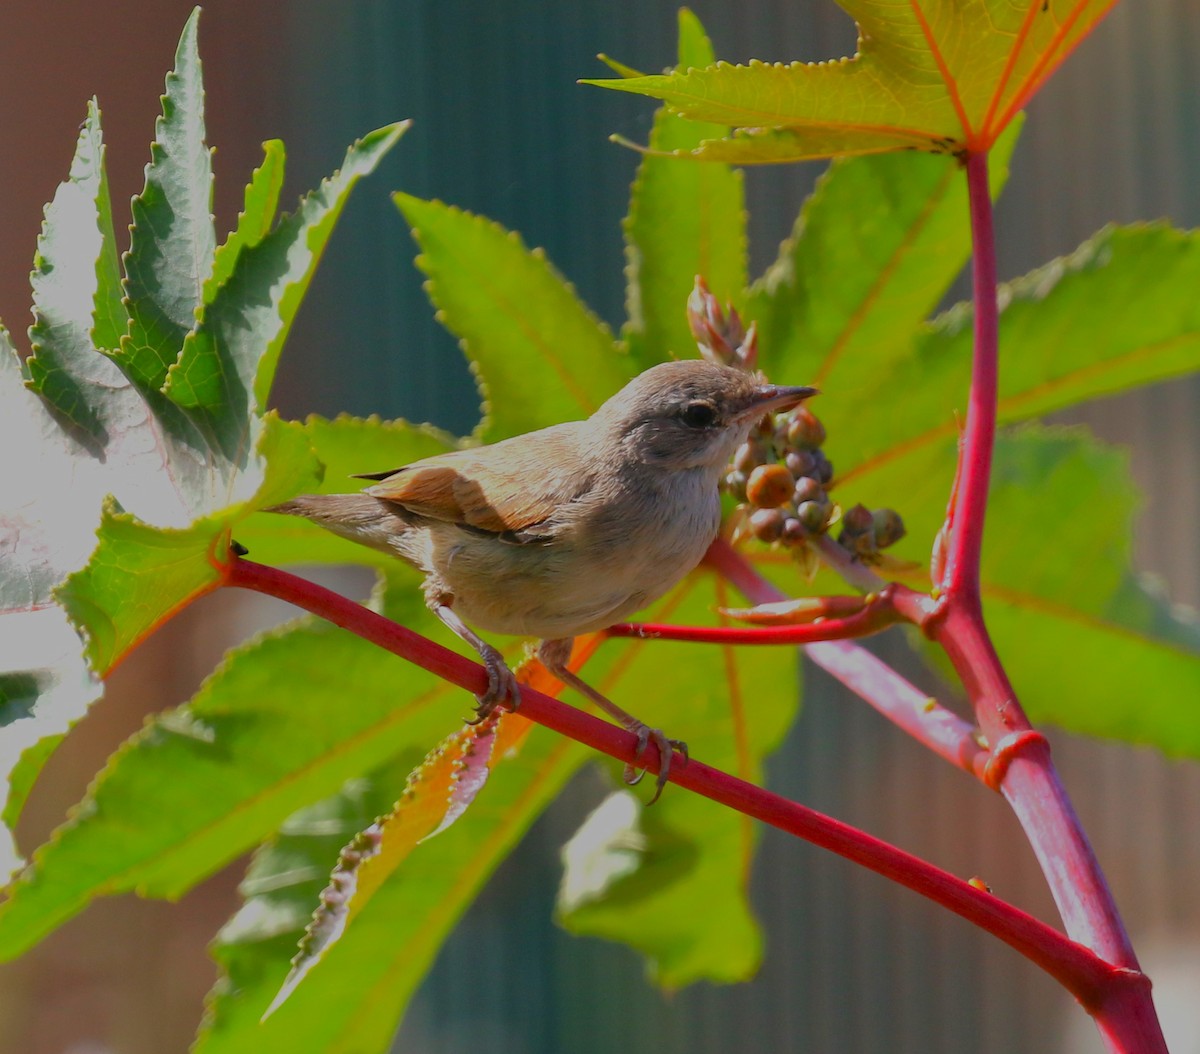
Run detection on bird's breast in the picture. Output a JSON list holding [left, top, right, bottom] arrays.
[[429, 466, 721, 639]]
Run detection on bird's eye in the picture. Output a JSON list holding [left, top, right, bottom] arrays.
[[680, 400, 718, 428]]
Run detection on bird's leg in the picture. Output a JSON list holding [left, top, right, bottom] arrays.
[[537, 638, 687, 804], [429, 600, 521, 719]]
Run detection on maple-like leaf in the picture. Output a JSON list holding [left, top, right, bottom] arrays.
[[0, 9, 404, 874], [584, 0, 1118, 160]]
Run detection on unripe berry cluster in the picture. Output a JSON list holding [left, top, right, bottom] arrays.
[[687, 275, 906, 564], [722, 404, 836, 546]]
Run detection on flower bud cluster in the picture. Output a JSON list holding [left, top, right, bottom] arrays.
[[837, 504, 907, 561], [688, 276, 757, 371]]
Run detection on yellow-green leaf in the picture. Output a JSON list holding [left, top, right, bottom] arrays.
[[587, 0, 1117, 159]]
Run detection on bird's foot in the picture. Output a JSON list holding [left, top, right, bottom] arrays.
[[624, 726, 689, 805], [469, 646, 522, 723]]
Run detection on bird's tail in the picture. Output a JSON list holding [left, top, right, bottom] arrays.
[[266, 494, 412, 560]]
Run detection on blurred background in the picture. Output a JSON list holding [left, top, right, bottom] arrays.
[[2, 1, 1199, 1051]]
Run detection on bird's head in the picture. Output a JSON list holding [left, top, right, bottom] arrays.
[[594, 359, 817, 473]]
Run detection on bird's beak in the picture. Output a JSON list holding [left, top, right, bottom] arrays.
[[734, 384, 819, 422]]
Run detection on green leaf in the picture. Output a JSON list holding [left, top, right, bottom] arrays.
[[836, 224, 1200, 490], [1, 6, 399, 884], [394, 193, 633, 442], [90, 104, 129, 356], [621, 9, 746, 370], [0, 606, 99, 880], [165, 123, 408, 457], [204, 139, 286, 304], [558, 572, 798, 986], [117, 6, 216, 390], [745, 117, 1020, 388], [25, 100, 137, 453], [983, 430, 1200, 752], [0, 92, 209, 860], [839, 425, 1200, 756], [55, 498, 223, 673], [0, 580, 469, 961], [56, 414, 320, 675], [585, 0, 1117, 160], [195, 725, 582, 1053]]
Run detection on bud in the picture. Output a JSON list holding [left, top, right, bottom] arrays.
[[838, 503, 876, 555], [735, 319, 758, 371], [733, 439, 767, 474], [809, 449, 834, 485], [784, 448, 817, 479], [724, 305, 747, 355], [796, 499, 829, 534], [871, 508, 906, 549], [781, 516, 807, 544], [687, 275, 745, 367], [749, 507, 786, 542], [721, 470, 748, 501], [842, 503, 874, 534], [786, 405, 826, 450], [792, 474, 823, 505], [746, 463, 796, 508]]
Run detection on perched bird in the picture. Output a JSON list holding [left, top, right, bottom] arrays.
[[270, 359, 816, 799]]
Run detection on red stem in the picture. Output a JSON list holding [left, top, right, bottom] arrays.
[[223, 554, 1122, 1006], [921, 152, 1163, 1052], [609, 590, 902, 645], [942, 151, 1000, 604], [704, 541, 988, 776]]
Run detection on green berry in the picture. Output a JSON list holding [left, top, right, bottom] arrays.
[[796, 500, 829, 533], [733, 439, 766, 474], [781, 516, 807, 543], [722, 470, 748, 500], [810, 449, 834, 484], [871, 508, 906, 549]]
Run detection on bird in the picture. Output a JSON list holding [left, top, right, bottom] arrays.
[[269, 358, 816, 800]]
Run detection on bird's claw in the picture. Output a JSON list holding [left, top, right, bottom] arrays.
[[471, 657, 521, 722], [622, 726, 688, 805]]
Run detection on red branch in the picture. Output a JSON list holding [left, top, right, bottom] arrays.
[[915, 151, 1163, 1052], [704, 541, 988, 776], [223, 554, 1125, 1008], [610, 582, 937, 645]]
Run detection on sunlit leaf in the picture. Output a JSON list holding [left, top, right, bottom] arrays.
[[745, 118, 1020, 391], [621, 8, 746, 369], [835, 224, 1200, 491], [394, 194, 634, 442], [586, 0, 1117, 159], [117, 6, 215, 390]]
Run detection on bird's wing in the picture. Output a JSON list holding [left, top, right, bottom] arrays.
[[360, 427, 587, 540]]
